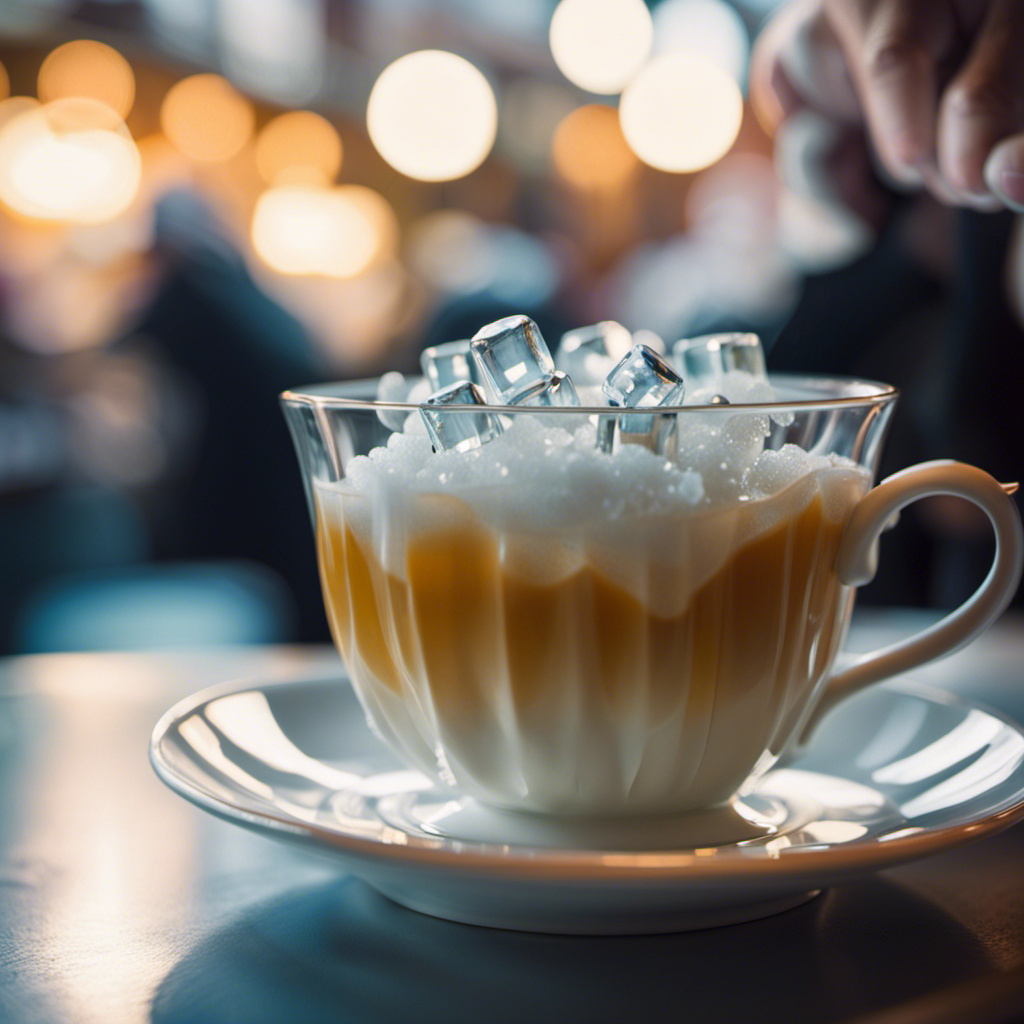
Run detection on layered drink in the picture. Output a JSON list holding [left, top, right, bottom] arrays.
[[314, 406, 871, 815]]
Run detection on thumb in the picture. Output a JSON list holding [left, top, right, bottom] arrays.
[[985, 133, 1024, 213]]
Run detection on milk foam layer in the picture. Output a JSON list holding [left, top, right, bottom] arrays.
[[321, 412, 870, 613]]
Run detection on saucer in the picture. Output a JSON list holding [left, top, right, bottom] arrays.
[[150, 674, 1024, 934]]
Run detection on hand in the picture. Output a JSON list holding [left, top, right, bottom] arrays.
[[752, 0, 1024, 212]]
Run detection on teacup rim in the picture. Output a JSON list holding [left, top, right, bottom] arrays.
[[280, 372, 899, 416]]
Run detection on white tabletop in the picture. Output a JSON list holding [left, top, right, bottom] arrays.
[[0, 610, 1022, 1024]]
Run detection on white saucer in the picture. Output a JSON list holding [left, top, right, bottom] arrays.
[[151, 674, 1024, 934]]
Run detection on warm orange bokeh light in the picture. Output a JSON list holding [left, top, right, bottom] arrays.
[[38, 40, 135, 119], [552, 104, 638, 191], [160, 74, 254, 163], [0, 98, 141, 224], [255, 110, 342, 186], [0, 96, 40, 133], [251, 183, 398, 278], [0, 60, 9, 103]]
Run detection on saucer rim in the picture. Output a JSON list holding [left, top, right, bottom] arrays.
[[150, 673, 1024, 883]]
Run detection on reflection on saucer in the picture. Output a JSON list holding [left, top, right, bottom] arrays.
[[151, 675, 1024, 934]]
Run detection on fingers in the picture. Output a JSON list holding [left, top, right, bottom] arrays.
[[750, 0, 811, 131], [824, 0, 958, 182], [938, 0, 1024, 200], [751, 0, 860, 132], [759, 0, 1024, 214], [985, 132, 1024, 212]]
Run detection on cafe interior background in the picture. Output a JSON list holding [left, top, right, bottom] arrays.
[[1, 0, 1021, 657]]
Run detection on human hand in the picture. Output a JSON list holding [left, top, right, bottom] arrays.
[[752, 0, 1024, 212]]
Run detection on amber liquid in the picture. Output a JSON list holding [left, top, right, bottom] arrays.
[[316, 488, 855, 813]]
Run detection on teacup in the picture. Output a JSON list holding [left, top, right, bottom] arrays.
[[282, 375, 1022, 817]]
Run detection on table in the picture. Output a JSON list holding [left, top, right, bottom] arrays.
[[1, 611, 1023, 1024]]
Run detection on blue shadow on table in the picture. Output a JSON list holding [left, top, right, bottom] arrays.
[[150, 875, 990, 1024], [13, 561, 295, 653]]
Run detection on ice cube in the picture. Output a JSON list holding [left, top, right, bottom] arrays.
[[673, 332, 767, 386], [509, 369, 580, 407], [632, 328, 666, 355], [420, 339, 478, 392], [419, 381, 504, 453], [600, 344, 684, 454], [470, 315, 555, 403], [602, 343, 685, 411], [554, 321, 633, 386], [376, 371, 411, 431]]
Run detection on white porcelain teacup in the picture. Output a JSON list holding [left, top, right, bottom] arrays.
[[282, 375, 1022, 817]]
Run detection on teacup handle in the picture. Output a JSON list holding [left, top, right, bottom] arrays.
[[799, 460, 1023, 742]]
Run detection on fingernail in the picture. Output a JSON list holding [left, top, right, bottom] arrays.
[[1000, 171, 1024, 207]]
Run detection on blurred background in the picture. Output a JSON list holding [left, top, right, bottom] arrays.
[[0, 0, 1020, 655]]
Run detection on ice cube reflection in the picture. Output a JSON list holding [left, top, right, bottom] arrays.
[[673, 332, 766, 385], [420, 380, 504, 452], [420, 339, 477, 391]]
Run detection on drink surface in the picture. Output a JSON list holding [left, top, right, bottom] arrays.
[[312, 417, 871, 813]]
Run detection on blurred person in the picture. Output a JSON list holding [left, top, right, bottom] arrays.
[[751, 0, 1024, 607], [141, 191, 332, 641], [0, 188, 334, 652]]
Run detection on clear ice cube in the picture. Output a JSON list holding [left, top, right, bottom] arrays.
[[602, 343, 685, 411], [555, 321, 633, 386], [672, 332, 767, 385], [420, 339, 477, 392], [632, 328, 666, 355], [600, 344, 685, 454], [420, 381, 503, 453], [510, 370, 580, 408], [470, 315, 555, 403]]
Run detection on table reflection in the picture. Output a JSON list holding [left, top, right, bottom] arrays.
[[151, 876, 989, 1024]]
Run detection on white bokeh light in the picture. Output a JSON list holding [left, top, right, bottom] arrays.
[[251, 183, 398, 278], [652, 0, 749, 85], [0, 98, 141, 223], [619, 52, 743, 172], [367, 50, 497, 182], [549, 0, 653, 95]]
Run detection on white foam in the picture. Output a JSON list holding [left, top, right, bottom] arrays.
[[317, 403, 871, 609]]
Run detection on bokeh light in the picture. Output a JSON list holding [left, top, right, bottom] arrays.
[[255, 110, 342, 186], [367, 50, 497, 182], [407, 210, 560, 304], [0, 98, 141, 223], [0, 96, 40, 132], [406, 209, 493, 293], [549, 0, 652, 95], [218, 0, 324, 104], [160, 74, 255, 163], [38, 40, 135, 119], [652, 0, 749, 84], [619, 53, 743, 172], [251, 183, 398, 278], [0, 59, 9, 102], [552, 104, 637, 191]]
